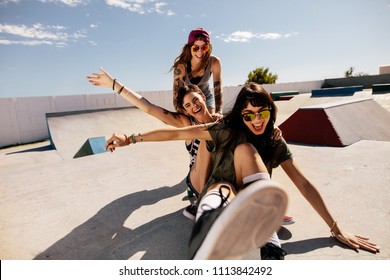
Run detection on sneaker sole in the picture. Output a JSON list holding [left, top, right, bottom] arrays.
[[183, 208, 196, 221], [282, 220, 295, 225], [193, 180, 287, 260]]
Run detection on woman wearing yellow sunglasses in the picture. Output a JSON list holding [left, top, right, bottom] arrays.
[[171, 28, 223, 116], [105, 82, 380, 259]]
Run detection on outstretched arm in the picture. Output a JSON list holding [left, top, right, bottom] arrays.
[[105, 124, 212, 152], [87, 67, 189, 128], [281, 158, 380, 253]]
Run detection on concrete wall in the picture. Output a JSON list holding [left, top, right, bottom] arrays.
[[323, 74, 390, 89], [380, 65, 390, 75], [0, 81, 321, 148]]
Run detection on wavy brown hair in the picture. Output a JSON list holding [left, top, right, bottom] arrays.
[[171, 43, 213, 79], [176, 84, 206, 111]]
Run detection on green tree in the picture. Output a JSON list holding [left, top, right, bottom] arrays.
[[246, 67, 278, 84], [344, 67, 354, 78], [344, 66, 368, 77]]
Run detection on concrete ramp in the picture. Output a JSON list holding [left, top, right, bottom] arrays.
[[46, 108, 169, 159], [73, 136, 108, 159], [279, 98, 390, 146]]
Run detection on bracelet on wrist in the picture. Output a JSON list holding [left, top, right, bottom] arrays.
[[130, 133, 137, 144], [117, 85, 125, 95], [112, 79, 117, 90]]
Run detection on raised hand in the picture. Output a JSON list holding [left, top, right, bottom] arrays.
[[86, 67, 114, 88]]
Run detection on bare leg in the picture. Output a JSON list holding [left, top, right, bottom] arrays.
[[234, 143, 269, 190], [196, 143, 269, 219]]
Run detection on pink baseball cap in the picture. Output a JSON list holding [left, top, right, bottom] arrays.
[[188, 28, 210, 44]]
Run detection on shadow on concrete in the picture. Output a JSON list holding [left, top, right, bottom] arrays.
[[276, 227, 368, 258], [6, 144, 53, 155], [282, 237, 345, 256], [34, 180, 193, 260]]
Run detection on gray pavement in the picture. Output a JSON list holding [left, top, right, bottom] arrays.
[[1, 92, 389, 260]]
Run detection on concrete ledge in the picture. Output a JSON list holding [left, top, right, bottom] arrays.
[[372, 83, 390, 94], [279, 98, 390, 146], [311, 85, 363, 97], [271, 91, 299, 101]]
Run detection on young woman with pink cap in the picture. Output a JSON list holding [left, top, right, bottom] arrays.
[[171, 28, 223, 116]]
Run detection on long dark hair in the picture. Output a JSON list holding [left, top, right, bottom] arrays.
[[219, 83, 278, 159]]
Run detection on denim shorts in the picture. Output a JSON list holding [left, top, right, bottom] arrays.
[[186, 171, 200, 198], [204, 90, 215, 110]]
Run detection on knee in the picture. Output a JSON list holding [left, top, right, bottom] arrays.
[[234, 143, 257, 157]]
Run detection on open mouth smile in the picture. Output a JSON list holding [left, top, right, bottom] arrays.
[[193, 107, 202, 114], [252, 123, 264, 132]]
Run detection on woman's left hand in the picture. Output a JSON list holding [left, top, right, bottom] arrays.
[[332, 225, 380, 253], [212, 112, 223, 122]]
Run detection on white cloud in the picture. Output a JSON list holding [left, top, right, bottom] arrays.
[[1, 0, 86, 5], [257, 33, 282, 40], [0, 39, 55, 46], [37, 0, 85, 7], [106, 0, 174, 15], [284, 32, 299, 38], [0, 23, 87, 47], [219, 30, 298, 43], [0, 0, 21, 5], [224, 31, 256, 43]]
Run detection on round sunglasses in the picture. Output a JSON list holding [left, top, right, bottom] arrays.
[[241, 109, 271, 122], [191, 44, 210, 53]]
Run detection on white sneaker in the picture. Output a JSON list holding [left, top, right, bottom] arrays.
[[190, 180, 287, 260]]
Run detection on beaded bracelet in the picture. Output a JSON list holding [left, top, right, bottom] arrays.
[[138, 133, 143, 142], [112, 79, 117, 90], [131, 133, 137, 144]]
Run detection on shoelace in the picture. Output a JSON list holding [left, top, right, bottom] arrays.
[[199, 185, 231, 213]]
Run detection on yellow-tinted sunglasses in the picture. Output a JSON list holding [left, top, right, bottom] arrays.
[[241, 109, 271, 122]]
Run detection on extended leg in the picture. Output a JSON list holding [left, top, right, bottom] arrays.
[[189, 143, 287, 259]]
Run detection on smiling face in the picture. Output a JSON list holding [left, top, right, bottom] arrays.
[[191, 40, 210, 62], [241, 103, 271, 135], [182, 90, 207, 118]]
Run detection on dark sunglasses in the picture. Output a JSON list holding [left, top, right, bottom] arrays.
[[191, 44, 210, 53], [241, 109, 271, 122]]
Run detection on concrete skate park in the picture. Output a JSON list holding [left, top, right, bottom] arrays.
[[1, 80, 389, 260]]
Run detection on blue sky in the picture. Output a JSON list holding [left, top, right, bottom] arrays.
[[0, 0, 389, 98]]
